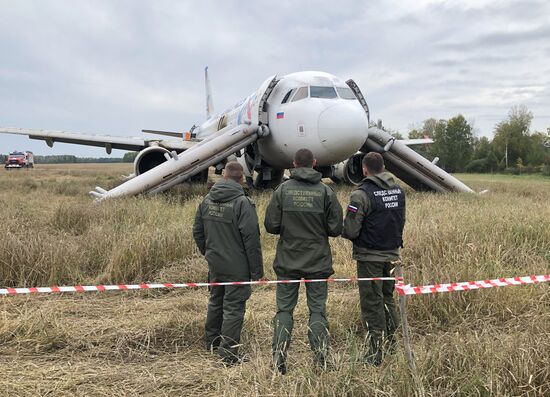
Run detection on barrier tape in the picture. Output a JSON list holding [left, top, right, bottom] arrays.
[[2, 275, 548, 297], [0, 277, 401, 296], [396, 275, 550, 296]]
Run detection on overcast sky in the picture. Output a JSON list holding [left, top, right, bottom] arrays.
[[1, 0, 549, 156]]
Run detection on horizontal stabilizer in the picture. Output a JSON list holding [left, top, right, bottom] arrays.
[[142, 129, 182, 138], [398, 138, 434, 146]]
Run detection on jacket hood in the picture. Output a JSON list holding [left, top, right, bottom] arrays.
[[209, 179, 245, 202], [364, 172, 398, 190], [290, 167, 322, 184]]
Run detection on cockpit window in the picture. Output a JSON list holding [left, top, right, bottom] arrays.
[[310, 86, 337, 99], [336, 87, 357, 100], [291, 86, 308, 102], [281, 89, 296, 104]]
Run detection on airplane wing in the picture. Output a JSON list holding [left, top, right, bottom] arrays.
[[398, 138, 434, 146], [0, 127, 196, 153]]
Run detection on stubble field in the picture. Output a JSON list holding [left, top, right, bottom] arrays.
[[0, 163, 549, 396]]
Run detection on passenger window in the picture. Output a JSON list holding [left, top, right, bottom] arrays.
[[281, 89, 296, 104], [336, 87, 357, 100], [291, 86, 308, 102], [310, 86, 337, 99]]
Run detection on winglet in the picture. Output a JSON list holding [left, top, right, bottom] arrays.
[[205, 66, 214, 119]]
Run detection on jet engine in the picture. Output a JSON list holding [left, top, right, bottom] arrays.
[[132, 146, 208, 183], [134, 146, 172, 175], [331, 153, 365, 185]]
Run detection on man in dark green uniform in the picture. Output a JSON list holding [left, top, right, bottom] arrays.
[[342, 152, 404, 366], [265, 148, 343, 374], [193, 161, 263, 365]]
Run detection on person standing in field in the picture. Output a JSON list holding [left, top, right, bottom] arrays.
[[342, 152, 405, 366], [265, 148, 343, 374], [192, 161, 264, 365]]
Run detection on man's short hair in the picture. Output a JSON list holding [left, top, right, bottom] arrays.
[[362, 152, 384, 173], [224, 161, 244, 182], [294, 148, 315, 168]]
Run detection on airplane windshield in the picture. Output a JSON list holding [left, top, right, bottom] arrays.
[[291, 86, 308, 102], [281, 89, 296, 104], [310, 86, 337, 99], [336, 87, 357, 100]]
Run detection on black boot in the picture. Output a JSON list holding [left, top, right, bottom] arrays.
[[364, 334, 383, 366], [273, 352, 287, 375]]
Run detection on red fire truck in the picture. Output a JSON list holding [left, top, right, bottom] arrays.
[[4, 151, 34, 169]]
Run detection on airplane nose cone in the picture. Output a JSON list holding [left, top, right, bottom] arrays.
[[318, 103, 368, 159]]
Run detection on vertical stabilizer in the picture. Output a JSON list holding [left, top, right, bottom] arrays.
[[205, 66, 214, 119]]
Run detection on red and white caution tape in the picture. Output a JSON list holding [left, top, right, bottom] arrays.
[[396, 275, 550, 296], [3, 274, 548, 296], [0, 277, 401, 296]]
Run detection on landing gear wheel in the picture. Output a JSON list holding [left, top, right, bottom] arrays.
[[253, 169, 284, 189], [190, 169, 209, 183]]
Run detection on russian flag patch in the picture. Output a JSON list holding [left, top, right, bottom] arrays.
[[276, 112, 284, 119], [347, 204, 358, 213]]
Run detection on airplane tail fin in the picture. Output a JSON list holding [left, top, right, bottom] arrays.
[[205, 66, 214, 119]]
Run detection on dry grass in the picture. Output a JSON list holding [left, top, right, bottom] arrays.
[[0, 165, 549, 396]]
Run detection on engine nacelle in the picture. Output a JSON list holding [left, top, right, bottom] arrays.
[[331, 153, 365, 185], [133, 146, 172, 176]]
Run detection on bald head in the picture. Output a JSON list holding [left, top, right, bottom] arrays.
[[224, 161, 244, 182]]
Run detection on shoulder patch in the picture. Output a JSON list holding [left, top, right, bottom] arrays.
[[346, 201, 362, 218], [347, 201, 362, 213]]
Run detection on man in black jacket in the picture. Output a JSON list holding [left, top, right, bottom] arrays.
[[193, 162, 263, 364], [342, 152, 404, 366]]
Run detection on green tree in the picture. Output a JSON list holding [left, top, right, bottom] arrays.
[[472, 136, 492, 160], [408, 118, 438, 139], [525, 131, 550, 166], [432, 115, 474, 172], [492, 105, 532, 169], [408, 118, 445, 160], [389, 130, 404, 140], [123, 151, 138, 163]]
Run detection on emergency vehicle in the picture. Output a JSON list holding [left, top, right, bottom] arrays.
[[4, 151, 34, 169]]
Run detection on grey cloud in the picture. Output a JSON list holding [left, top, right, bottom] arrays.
[[0, 0, 549, 156], [438, 25, 550, 51]]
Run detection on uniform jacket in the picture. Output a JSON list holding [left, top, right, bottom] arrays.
[[264, 167, 343, 277], [342, 172, 405, 262], [193, 179, 263, 281]]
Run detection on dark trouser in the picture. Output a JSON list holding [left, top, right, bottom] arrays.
[[205, 284, 251, 360], [272, 277, 329, 364], [357, 261, 400, 363]]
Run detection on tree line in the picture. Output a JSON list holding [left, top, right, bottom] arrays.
[[407, 105, 550, 175], [0, 152, 138, 164]]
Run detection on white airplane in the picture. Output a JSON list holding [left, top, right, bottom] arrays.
[[0, 69, 473, 200]]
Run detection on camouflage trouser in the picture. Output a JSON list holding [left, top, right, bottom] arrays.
[[272, 277, 329, 364], [357, 261, 400, 363], [205, 284, 251, 360]]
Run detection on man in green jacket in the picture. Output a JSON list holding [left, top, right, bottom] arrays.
[[265, 148, 343, 374], [193, 161, 263, 365], [342, 152, 404, 366]]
